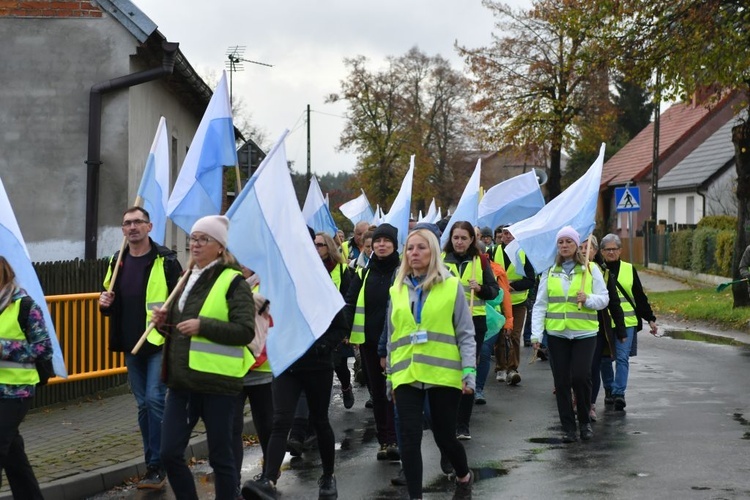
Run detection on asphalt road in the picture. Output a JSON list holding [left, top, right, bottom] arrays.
[[90, 324, 750, 500]]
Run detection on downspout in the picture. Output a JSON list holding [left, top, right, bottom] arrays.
[[85, 40, 179, 260]]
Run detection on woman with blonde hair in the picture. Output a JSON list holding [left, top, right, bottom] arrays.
[[386, 229, 476, 500], [0, 256, 52, 499], [530, 226, 609, 443]]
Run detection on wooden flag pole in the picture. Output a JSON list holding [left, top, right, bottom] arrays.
[[107, 195, 144, 293], [235, 164, 243, 193], [577, 238, 592, 310], [131, 258, 193, 355]]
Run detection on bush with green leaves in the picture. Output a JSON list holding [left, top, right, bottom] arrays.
[[691, 228, 719, 274], [714, 230, 735, 278], [668, 230, 693, 270], [697, 215, 737, 231]]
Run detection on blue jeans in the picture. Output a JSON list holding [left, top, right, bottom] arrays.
[[600, 326, 635, 397], [476, 333, 497, 392], [125, 352, 166, 468], [161, 389, 237, 500]]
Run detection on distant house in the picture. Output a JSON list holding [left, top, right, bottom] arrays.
[[1, 0, 220, 263], [599, 92, 743, 236], [657, 111, 744, 225]]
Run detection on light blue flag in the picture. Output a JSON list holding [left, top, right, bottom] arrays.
[[302, 176, 338, 237], [0, 175, 67, 379], [383, 155, 415, 249], [226, 131, 345, 376], [477, 171, 545, 232], [137, 117, 170, 245], [441, 159, 481, 246], [419, 198, 437, 223], [505, 143, 605, 274], [167, 71, 237, 234], [339, 189, 375, 226]]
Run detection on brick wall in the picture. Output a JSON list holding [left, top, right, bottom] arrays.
[[0, 1, 102, 17]]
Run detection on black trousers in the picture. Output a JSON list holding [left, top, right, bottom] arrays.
[[547, 335, 597, 432], [233, 382, 273, 485], [0, 398, 43, 499], [264, 369, 336, 480], [360, 342, 396, 444], [457, 315, 485, 429], [395, 385, 469, 499]]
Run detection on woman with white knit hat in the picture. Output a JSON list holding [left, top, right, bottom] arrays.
[[151, 215, 255, 500], [530, 225, 609, 443]]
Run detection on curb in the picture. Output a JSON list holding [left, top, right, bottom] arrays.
[[0, 418, 255, 500]]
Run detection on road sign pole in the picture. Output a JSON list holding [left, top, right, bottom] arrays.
[[628, 210, 634, 263]]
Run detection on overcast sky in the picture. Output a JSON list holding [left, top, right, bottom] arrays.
[[132, 0, 530, 176]]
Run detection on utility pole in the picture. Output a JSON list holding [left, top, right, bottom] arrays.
[[306, 104, 312, 185]]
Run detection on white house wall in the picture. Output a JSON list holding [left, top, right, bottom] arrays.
[[656, 192, 704, 225]]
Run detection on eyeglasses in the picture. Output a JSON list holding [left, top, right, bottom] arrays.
[[189, 236, 215, 247], [602, 248, 620, 253], [315, 243, 327, 248], [121, 219, 149, 227]]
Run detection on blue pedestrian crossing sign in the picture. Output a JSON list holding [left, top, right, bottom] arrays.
[[615, 186, 640, 212]]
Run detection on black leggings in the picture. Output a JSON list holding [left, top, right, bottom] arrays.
[[395, 385, 469, 499], [457, 315, 485, 429], [547, 335, 597, 432], [232, 382, 273, 485], [264, 369, 336, 479]]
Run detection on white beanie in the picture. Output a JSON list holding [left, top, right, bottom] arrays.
[[555, 225, 580, 246], [191, 215, 229, 247]]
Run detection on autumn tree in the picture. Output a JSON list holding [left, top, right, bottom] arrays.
[[459, 0, 618, 199], [606, 0, 750, 306], [328, 48, 471, 211]]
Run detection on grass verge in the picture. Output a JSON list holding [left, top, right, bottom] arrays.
[[649, 285, 750, 330]]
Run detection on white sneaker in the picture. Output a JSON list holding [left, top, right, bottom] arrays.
[[496, 371, 506, 382]]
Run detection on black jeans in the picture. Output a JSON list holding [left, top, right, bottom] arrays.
[[0, 398, 43, 499], [395, 385, 469, 499], [547, 335, 597, 432], [264, 369, 336, 480], [360, 342, 396, 444], [161, 389, 237, 500], [233, 382, 273, 484]]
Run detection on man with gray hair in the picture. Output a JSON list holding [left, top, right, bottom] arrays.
[[599, 233, 658, 411]]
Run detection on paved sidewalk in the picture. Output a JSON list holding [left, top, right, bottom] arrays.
[[0, 385, 254, 500]]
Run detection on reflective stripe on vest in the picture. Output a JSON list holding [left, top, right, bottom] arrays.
[[350, 268, 369, 345], [189, 269, 255, 378], [443, 255, 486, 316], [544, 263, 599, 332], [341, 240, 350, 261], [389, 277, 462, 391], [614, 261, 638, 327], [494, 248, 529, 305], [103, 253, 170, 347], [0, 300, 40, 385]]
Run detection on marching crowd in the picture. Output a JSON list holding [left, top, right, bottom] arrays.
[[0, 206, 659, 500]]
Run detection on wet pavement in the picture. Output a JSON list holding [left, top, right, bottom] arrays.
[[4, 268, 750, 499]]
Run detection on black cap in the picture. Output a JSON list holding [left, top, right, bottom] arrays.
[[480, 226, 492, 237], [412, 222, 442, 241], [372, 223, 398, 247]]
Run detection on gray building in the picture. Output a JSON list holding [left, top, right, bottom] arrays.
[[1, 0, 218, 262]]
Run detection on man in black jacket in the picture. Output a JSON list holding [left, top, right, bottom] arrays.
[[99, 207, 182, 489]]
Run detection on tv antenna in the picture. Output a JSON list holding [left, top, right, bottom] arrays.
[[226, 46, 273, 105]]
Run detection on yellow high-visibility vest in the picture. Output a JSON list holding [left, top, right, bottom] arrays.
[[494, 248, 529, 305], [544, 263, 599, 332], [0, 299, 40, 386], [443, 254, 486, 316], [188, 269, 255, 378], [389, 277, 463, 391]]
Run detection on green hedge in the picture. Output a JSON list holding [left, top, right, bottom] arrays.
[[666, 228, 734, 277], [697, 215, 737, 231]]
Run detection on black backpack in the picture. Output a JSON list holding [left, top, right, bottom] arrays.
[[18, 296, 55, 385]]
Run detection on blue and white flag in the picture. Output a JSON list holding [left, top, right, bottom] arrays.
[[383, 155, 415, 249], [505, 143, 605, 273], [339, 190, 375, 227], [477, 171, 545, 232], [372, 204, 384, 225], [167, 71, 237, 234], [137, 117, 170, 245], [0, 175, 67, 379], [419, 198, 437, 223], [302, 176, 338, 237], [226, 131, 345, 376], [433, 206, 442, 224], [441, 159, 481, 246]]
